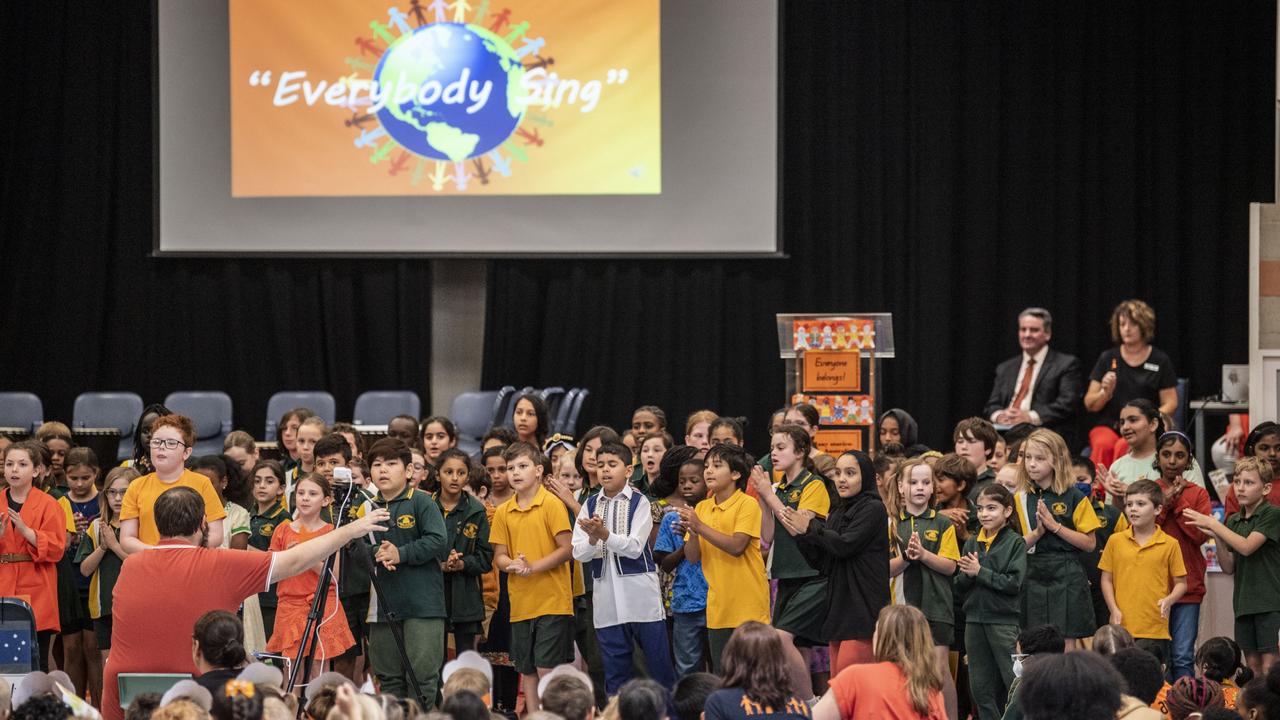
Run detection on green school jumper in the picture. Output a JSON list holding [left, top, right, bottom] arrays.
[[364, 486, 450, 705], [628, 464, 650, 496], [956, 526, 1027, 720], [894, 509, 961, 646], [249, 503, 291, 638], [770, 469, 831, 646], [1015, 485, 1101, 638], [436, 492, 494, 634]]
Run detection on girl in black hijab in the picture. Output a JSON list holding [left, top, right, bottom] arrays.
[[791, 451, 890, 675]]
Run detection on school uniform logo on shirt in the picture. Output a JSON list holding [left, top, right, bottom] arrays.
[[1051, 502, 1068, 516], [396, 514, 416, 529], [787, 489, 801, 504], [259, 523, 275, 537], [462, 522, 478, 539], [924, 529, 939, 542], [738, 695, 810, 717]]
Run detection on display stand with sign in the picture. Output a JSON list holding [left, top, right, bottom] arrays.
[[774, 313, 895, 455]]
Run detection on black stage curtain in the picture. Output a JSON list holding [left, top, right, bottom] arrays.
[[483, 1, 1276, 450], [0, 3, 433, 433]]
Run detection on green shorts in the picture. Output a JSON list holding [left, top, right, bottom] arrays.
[[928, 621, 954, 648], [772, 577, 828, 646], [510, 614, 574, 675], [1235, 612, 1280, 654], [708, 627, 734, 675]]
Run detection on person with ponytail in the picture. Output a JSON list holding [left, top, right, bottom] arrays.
[[1197, 637, 1254, 710], [1101, 399, 1205, 504], [210, 680, 263, 720], [191, 611, 248, 698], [748, 423, 831, 704], [1148, 431, 1213, 680], [1164, 677, 1227, 720], [781, 404, 836, 477], [813, 605, 947, 719], [1238, 661, 1280, 720]]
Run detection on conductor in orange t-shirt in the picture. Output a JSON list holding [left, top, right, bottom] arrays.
[[101, 487, 390, 720]]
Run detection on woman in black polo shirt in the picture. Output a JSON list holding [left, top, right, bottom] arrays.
[[1083, 299, 1178, 468]]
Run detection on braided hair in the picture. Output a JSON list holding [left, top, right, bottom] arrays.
[[1163, 677, 1224, 720]]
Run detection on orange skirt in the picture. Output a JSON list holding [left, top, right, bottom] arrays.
[[265, 592, 354, 661]]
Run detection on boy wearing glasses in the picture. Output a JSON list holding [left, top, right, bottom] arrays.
[[119, 414, 226, 553]]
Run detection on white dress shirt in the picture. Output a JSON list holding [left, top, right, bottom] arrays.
[[570, 485, 664, 627], [992, 345, 1049, 425]]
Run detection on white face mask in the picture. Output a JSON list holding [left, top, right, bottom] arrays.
[[1011, 654, 1028, 678]]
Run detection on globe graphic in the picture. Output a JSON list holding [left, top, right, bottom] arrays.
[[373, 22, 527, 161]]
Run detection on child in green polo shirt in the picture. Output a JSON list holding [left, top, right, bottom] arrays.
[[890, 457, 960, 719], [363, 437, 450, 708], [434, 448, 493, 654], [749, 423, 831, 705], [248, 460, 290, 639], [1184, 456, 1280, 676]]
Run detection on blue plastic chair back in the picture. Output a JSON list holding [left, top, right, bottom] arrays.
[[490, 386, 516, 428], [72, 392, 144, 462], [450, 391, 501, 456], [564, 388, 589, 437], [264, 392, 336, 441], [164, 392, 233, 455], [539, 387, 567, 432], [0, 393, 42, 433], [552, 389, 578, 435], [353, 391, 422, 425]]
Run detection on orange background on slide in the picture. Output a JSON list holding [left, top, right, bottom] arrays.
[[229, 0, 660, 196]]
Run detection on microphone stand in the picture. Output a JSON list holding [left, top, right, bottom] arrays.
[[353, 538, 429, 709], [285, 482, 358, 698]]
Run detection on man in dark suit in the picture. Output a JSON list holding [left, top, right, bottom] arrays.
[[984, 307, 1082, 447]]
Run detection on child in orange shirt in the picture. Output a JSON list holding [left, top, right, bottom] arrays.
[[1, 441, 70, 670], [266, 473, 353, 667]]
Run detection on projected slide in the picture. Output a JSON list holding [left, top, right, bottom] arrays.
[[229, 1, 660, 197]]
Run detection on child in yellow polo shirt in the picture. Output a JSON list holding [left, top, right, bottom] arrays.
[[119, 414, 227, 552], [1099, 479, 1187, 659], [676, 443, 769, 674], [488, 442, 573, 713]]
